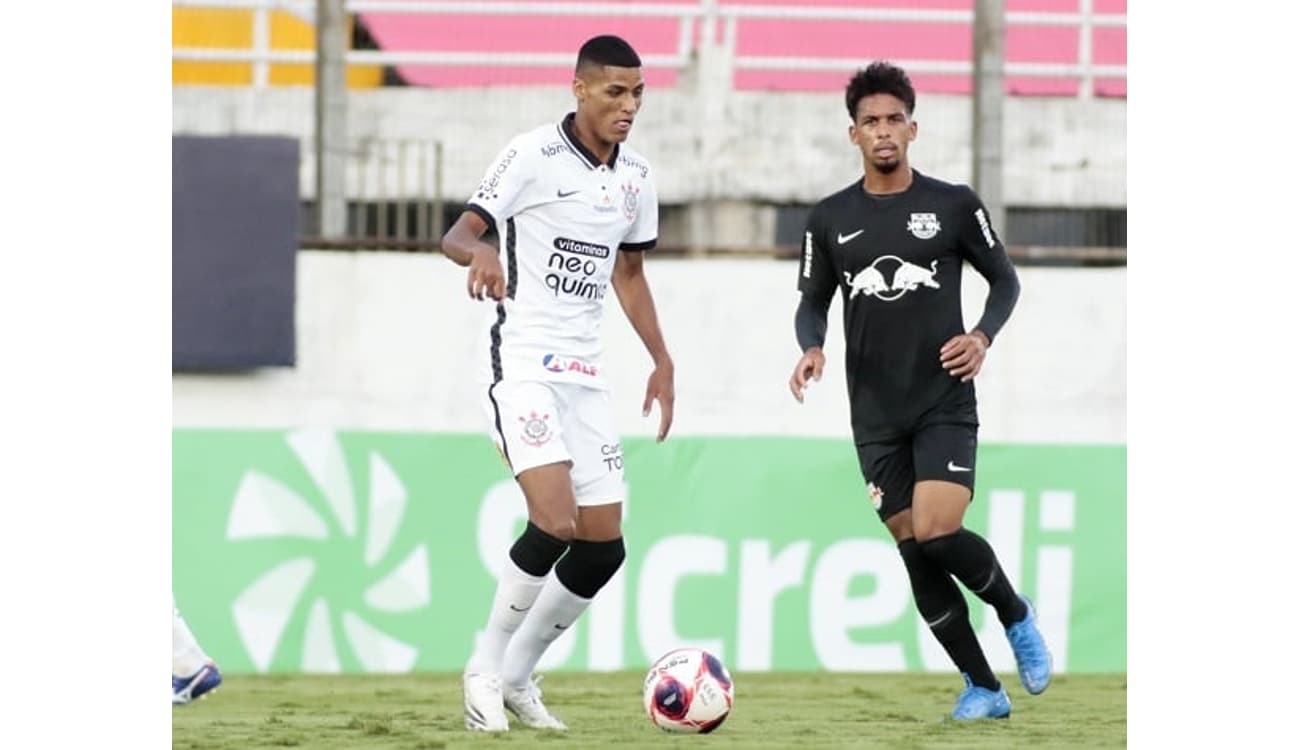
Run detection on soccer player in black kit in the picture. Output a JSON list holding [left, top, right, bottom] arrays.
[[788, 62, 1052, 720]]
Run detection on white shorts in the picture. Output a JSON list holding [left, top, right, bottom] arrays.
[[483, 380, 626, 506]]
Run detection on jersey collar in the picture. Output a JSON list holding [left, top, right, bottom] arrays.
[[558, 112, 620, 170]]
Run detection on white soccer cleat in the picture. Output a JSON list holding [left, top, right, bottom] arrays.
[[503, 675, 568, 730], [463, 672, 509, 732]]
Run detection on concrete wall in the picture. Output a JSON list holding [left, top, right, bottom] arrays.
[[172, 251, 1126, 445], [172, 86, 1126, 211]]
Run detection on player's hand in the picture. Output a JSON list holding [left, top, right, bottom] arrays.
[[643, 361, 675, 442], [467, 245, 505, 301], [789, 347, 825, 403], [940, 331, 989, 382]]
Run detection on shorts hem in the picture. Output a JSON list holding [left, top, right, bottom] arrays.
[[574, 493, 625, 508], [508, 450, 572, 476]]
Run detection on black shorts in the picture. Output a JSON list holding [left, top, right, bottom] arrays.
[[854, 421, 978, 520]]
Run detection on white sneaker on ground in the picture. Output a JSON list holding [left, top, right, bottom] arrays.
[[503, 675, 567, 730], [463, 672, 509, 732]]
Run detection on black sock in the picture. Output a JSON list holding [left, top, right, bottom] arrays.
[[898, 539, 1000, 691], [920, 529, 1028, 628], [555, 538, 626, 599], [508, 521, 570, 577]]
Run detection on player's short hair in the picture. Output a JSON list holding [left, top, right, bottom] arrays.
[[576, 35, 642, 75], [845, 61, 916, 119]]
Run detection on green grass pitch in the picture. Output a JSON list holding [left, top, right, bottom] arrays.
[[172, 671, 1126, 749]]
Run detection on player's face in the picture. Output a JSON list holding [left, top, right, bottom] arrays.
[[574, 65, 645, 145], [849, 94, 917, 174]]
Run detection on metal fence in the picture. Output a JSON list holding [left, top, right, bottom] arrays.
[[172, 0, 1127, 259], [172, 0, 1126, 97], [296, 137, 446, 250]]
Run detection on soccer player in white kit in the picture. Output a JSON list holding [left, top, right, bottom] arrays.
[[440, 35, 675, 733]]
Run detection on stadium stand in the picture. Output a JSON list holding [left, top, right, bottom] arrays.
[[174, 0, 1125, 97]]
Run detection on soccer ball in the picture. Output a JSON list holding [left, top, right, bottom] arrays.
[[642, 648, 735, 733]]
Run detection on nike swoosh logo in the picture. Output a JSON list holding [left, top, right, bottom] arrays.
[[553, 623, 568, 631], [509, 604, 531, 613], [947, 461, 972, 472], [837, 230, 864, 244], [925, 610, 953, 628], [556, 189, 580, 198]]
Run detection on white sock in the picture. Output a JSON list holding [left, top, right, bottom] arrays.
[[173, 596, 210, 677], [465, 558, 548, 675], [501, 574, 592, 690]]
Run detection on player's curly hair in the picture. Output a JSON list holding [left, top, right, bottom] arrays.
[[845, 61, 916, 120]]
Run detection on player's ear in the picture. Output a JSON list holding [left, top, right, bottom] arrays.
[[908, 119, 918, 141], [572, 76, 585, 103]]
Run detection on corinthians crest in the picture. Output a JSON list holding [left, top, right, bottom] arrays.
[[620, 181, 639, 223], [906, 212, 941, 239], [519, 411, 552, 447]]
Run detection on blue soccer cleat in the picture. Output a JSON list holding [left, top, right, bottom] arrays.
[[951, 673, 1011, 720], [173, 662, 222, 705], [1005, 595, 1052, 694]]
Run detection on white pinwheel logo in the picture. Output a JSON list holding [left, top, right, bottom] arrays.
[[225, 429, 429, 673]]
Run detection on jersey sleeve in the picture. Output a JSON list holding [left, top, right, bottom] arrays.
[[621, 167, 658, 251], [955, 186, 1020, 343], [796, 204, 837, 303], [466, 135, 536, 228]]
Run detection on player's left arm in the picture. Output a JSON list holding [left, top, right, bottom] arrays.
[[940, 187, 1022, 382], [612, 249, 674, 442], [611, 170, 673, 442]]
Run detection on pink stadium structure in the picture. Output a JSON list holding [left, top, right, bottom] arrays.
[[358, 0, 1126, 96]]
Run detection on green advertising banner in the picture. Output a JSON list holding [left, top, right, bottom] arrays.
[[173, 430, 1125, 675]]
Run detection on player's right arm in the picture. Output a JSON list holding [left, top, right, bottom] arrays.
[[441, 136, 536, 300], [790, 206, 837, 403], [441, 210, 506, 301]]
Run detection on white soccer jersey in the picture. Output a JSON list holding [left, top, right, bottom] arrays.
[[466, 112, 658, 389]]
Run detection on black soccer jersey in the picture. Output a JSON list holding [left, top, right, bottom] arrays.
[[797, 170, 1020, 441]]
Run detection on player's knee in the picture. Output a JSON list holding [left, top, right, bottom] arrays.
[[508, 521, 571, 577], [555, 537, 626, 599], [911, 517, 961, 543], [883, 510, 913, 543], [530, 509, 579, 543]]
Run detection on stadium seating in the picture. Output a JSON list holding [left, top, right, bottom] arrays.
[[359, 0, 1126, 96], [172, 6, 383, 87], [173, 0, 1125, 97]]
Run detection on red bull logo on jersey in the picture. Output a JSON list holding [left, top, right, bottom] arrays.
[[542, 354, 598, 377], [906, 212, 941, 240], [843, 255, 941, 302]]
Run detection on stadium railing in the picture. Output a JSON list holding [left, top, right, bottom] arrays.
[[172, 0, 1126, 261], [172, 0, 1126, 98]]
